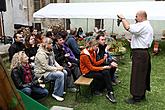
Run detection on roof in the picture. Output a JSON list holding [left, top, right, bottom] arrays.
[[33, 1, 165, 20]]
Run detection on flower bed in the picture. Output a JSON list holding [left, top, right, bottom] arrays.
[[109, 47, 126, 56], [107, 39, 127, 56]]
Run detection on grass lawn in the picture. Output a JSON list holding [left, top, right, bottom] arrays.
[[39, 41, 165, 110], [3, 41, 165, 110]]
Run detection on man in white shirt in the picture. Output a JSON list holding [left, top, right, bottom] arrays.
[[118, 10, 153, 104]]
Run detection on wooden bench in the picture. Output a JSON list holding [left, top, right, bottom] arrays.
[[74, 75, 93, 100]]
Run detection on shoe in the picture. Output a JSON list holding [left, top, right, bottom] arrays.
[[63, 91, 66, 95], [112, 79, 121, 86], [106, 92, 116, 103], [141, 95, 146, 100], [141, 95, 146, 101], [112, 82, 117, 86], [93, 91, 103, 96], [125, 98, 140, 104], [115, 79, 121, 84], [68, 87, 78, 93], [114, 73, 119, 78], [52, 94, 64, 102]]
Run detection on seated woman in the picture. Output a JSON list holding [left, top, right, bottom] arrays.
[[11, 51, 48, 100], [80, 40, 116, 103], [24, 34, 39, 68], [77, 27, 84, 38]]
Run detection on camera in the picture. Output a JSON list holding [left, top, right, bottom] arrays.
[[117, 19, 122, 26], [117, 15, 122, 26]]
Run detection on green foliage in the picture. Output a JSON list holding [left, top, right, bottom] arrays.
[[78, 40, 85, 46], [107, 39, 129, 56], [107, 39, 129, 50]]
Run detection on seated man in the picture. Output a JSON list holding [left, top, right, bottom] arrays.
[[80, 40, 116, 103], [11, 51, 48, 100], [96, 34, 120, 85], [34, 37, 67, 102], [58, 30, 79, 65], [53, 34, 81, 92], [8, 33, 25, 62]]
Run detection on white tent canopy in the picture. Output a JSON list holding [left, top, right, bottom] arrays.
[[33, 1, 165, 20]]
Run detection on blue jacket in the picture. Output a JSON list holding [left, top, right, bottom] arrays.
[[65, 35, 80, 59]]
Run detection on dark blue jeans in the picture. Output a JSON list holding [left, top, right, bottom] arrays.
[[21, 85, 48, 100]]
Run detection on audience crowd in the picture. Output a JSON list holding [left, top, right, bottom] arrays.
[[9, 26, 120, 103], [8, 10, 153, 107]]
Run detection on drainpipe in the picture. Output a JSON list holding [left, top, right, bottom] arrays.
[[27, 0, 30, 26]]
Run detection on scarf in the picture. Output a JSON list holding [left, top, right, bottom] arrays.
[[22, 64, 32, 84]]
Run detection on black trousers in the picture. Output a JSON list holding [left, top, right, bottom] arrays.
[[64, 63, 81, 81], [131, 49, 151, 99], [84, 69, 113, 92], [109, 67, 116, 82]]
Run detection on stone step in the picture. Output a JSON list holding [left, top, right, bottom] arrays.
[[50, 106, 73, 110]]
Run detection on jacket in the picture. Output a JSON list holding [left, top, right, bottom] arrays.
[[80, 48, 105, 75], [53, 44, 69, 66], [34, 46, 61, 78], [63, 43, 77, 62], [66, 35, 80, 59], [11, 65, 37, 89], [8, 42, 25, 62]]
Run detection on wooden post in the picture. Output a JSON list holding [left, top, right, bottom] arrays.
[[0, 56, 25, 110]]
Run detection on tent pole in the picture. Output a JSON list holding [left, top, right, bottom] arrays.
[[100, 19, 102, 29], [87, 18, 88, 32], [111, 19, 114, 34], [64, 18, 66, 30]]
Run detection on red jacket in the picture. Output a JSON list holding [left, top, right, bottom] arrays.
[[80, 48, 105, 75]]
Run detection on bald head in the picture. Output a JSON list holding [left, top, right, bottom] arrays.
[[137, 10, 147, 19], [135, 10, 147, 22]]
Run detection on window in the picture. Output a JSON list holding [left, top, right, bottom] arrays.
[[95, 19, 104, 29], [34, 0, 40, 12], [66, 0, 70, 3], [34, 23, 41, 31], [50, 0, 57, 3]]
